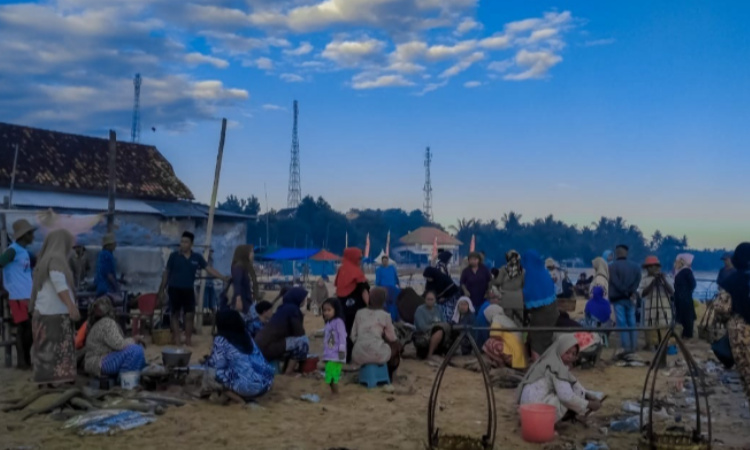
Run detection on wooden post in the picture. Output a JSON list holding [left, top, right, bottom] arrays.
[[8, 144, 19, 208], [196, 118, 227, 333], [107, 131, 117, 233], [1, 196, 10, 367]]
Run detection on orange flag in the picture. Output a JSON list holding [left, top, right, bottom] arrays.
[[470, 234, 476, 252], [365, 233, 371, 258]]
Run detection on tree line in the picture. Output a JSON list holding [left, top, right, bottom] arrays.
[[218, 195, 727, 272]]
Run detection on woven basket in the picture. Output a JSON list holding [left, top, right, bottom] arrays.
[[639, 430, 709, 450], [428, 434, 488, 450], [151, 329, 172, 346]]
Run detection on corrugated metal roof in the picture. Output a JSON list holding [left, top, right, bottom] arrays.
[[0, 189, 160, 214], [147, 201, 256, 220]]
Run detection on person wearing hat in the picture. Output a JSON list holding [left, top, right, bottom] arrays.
[[717, 252, 736, 286], [638, 256, 675, 350], [608, 244, 642, 355], [0, 219, 36, 368], [94, 233, 119, 297]]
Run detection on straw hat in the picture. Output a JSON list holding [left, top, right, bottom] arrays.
[[102, 233, 117, 247], [642, 255, 661, 268], [12, 219, 35, 241]]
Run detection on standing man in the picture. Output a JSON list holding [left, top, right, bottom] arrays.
[[375, 256, 400, 290], [69, 244, 90, 289], [0, 219, 35, 369], [717, 252, 735, 286], [158, 231, 226, 346], [460, 251, 493, 311], [94, 233, 119, 297], [609, 244, 642, 356]]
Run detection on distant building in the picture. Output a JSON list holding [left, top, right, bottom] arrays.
[[0, 121, 254, 292], [393, 226, 462, 266]]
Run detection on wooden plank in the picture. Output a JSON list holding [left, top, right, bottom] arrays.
[[195, 118, 227, 333]]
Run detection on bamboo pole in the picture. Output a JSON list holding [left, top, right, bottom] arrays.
[[1, 196, 10, 367], [196, 118, 227, 333], [8, 144, 19, 207], [107, 131, 117, 233]]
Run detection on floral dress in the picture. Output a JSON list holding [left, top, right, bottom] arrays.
[[205, 336, 275, 399]]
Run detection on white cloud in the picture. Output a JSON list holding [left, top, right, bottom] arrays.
[[415, 80, 448, 96], [201, 31, 290, 56], [455, 17, 482, 36], [280, 73, 304, 82], [388, 61, 426, 74], [249, 57, 274, 70], [425, 40, 476, 61], [583, 38, 615, 47], [488, 59, 513, 73], [322, 38, 386, 67], [299, 60, 326, 68], [184, 52, 229, 69], [529, 28, 558, 42], [352, 74, 414, 90], [479, 34, 511, 50], [262, 103, 286, 111], [439, 51, 484, 78], [464, 80, 481, 88], [504, 49, 562, 81], [284, 41, 314, 56]]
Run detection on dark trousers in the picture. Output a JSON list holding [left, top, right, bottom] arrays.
[[15, 320, 32, 368]]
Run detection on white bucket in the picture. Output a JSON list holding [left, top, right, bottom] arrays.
[[120, 371, 141, 390]]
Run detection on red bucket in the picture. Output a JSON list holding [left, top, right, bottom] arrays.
[[519, 404, 556, 443], [300, 356, 320, 374]]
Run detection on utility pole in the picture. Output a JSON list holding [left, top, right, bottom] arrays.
[[107, 131, 117, 232], [423, 146, 433, 222], [287, 100, 301, 208]]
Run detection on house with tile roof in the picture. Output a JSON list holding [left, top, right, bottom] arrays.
[[393, 226, 462, 266], [0, 122, 254, 294]]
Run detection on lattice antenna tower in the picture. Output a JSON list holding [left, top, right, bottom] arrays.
[[131, 73, 142, 143], [287, 100, 302, 208], [423, 146, 433, 222]]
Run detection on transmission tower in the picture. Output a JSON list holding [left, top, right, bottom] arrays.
[[131, 73, 142, 143], [287, 100, 302, 208], [423, 146, 433, 222]]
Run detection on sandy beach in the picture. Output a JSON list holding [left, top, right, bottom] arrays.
[[1, 297, 749, 450]]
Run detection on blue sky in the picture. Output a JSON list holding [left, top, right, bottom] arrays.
[[1, 0, 748, 249]]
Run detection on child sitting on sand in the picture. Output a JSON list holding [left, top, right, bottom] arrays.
[[322, 298, 347, 394], [246, 301, 274, 338]]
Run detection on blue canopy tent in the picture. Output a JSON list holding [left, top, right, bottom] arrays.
[[258, 248, 337, 277]]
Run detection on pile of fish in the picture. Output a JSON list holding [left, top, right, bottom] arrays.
[[1, 387, 186, 435]]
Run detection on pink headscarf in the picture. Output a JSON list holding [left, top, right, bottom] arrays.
[[674, 253, 694, 277]]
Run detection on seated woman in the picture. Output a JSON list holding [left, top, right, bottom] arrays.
[[482, 305, 528, 370], [351, 287, 401, 379], [84, 297, 146, 377], [204, 310, 274, 401], [413, 291, 451, 360], [556, 312, 603, 365], [423, 266, 462, 323], [255, 287, 309, 375], [517, 334, 603, 423], [452, 296, 476, 356]]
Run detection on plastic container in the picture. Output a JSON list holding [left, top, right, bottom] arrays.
[[300, 356, 320, 374], [120, 371, 141, 390], [519, 404, 556, 443]]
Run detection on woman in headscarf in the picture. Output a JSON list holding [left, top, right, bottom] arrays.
[[673, 253, 697, 339], [602, 250, 614, 265], [482, 305, 527, 370], [205, 310, 274, 400], [460, 252, 492, 310], [221, 245, 255, 315], [423, 266, 461, 323], [30, 229, 79, 385], [310, 276, 330, 316], [452, 296, 476, 355], [84, 297, 146, 377], [255, 287, 309, 375], [351, 287, 401, 379], [589, 257, 610, 298], [335, 248, 370, 363], [492, 250, 525, 325], [717, 243, 750, 401], [583, 286, 613, 348], [436, 250, 452, 277], [523, 250, 560, 359], [517, 334, 603, 423], [638, 256, 674, 350]]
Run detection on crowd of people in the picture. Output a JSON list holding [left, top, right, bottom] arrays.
[[2, 216, 750, 428]]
